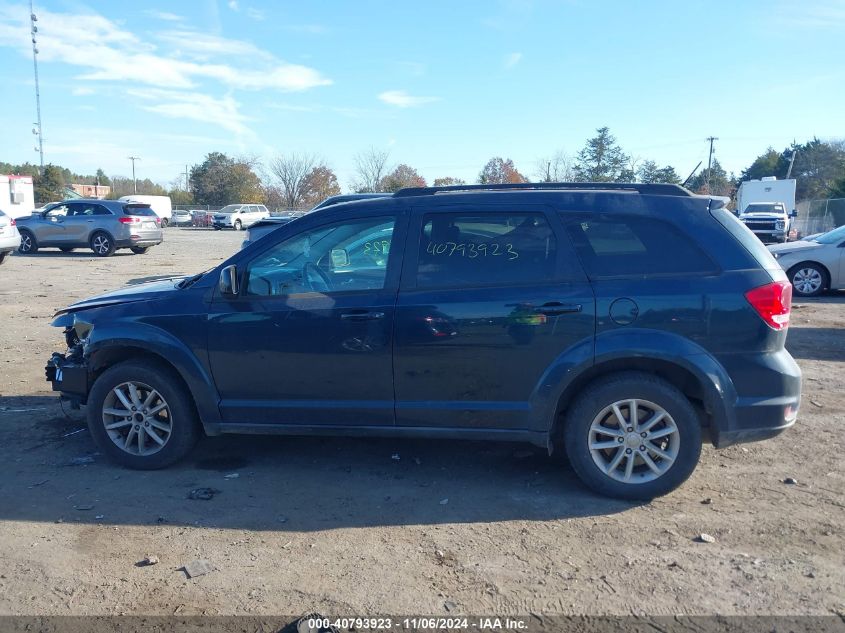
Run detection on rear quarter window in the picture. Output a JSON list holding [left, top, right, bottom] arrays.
[[710, 207, 780, 269], [563, 215, 717, 278]]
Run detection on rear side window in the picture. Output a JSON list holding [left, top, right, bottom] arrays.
[[710, 207, 779, 269], [416, 213, 557, 288], [564, 215, 716, 278], [124, 204, 156, 217]]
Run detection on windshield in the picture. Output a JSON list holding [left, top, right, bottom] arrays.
[[743, 203, 784, 214], [218, 205, 241, 214], [814, 225, 845, 244]]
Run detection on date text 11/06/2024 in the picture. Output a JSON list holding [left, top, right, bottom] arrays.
[[306, 617, 529, 630]]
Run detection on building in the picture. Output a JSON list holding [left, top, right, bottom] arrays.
[[0, 174, 35, 219], [70, 183, 111, 199]]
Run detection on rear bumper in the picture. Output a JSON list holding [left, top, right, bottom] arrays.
[[712, 348, 801, 448]]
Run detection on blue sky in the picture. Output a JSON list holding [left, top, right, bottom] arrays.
[[0, 0, 843, 189]]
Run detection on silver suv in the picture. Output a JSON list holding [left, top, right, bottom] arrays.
[[16, 199, 163, 257]]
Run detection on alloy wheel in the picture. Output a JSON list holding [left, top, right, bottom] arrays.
[[20, 234, 32, 252], [792, 267, 822, 295], [93, 235, 110, 255], [101, 381, 173, 456], [588, 398, 679, 484]]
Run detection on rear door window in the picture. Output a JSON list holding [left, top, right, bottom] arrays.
[[416, 213, 557, 288], [564, 215, 717, 278]]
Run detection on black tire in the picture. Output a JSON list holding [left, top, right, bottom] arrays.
[[234, 219, 243, 231], [563, 371, 702, 500], [213, 225, 221, 231], [0, 252, 7, 265], [90, 231, 115, 257], [86, 359, 201, 469], [787, 262, 828, 297], [18, 229, 38, 254], [160, 218, 169, 228], [130, 246, 151, 254], [60, 247, 74, 253]]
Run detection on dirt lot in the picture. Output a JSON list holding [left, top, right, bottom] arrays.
[[0, 228, 843, 618]]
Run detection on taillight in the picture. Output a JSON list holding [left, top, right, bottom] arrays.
[[9, 218, 15, 226], [119, 216, 140, 224], [745, 281, 792, 330]]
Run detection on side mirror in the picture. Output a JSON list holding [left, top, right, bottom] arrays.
[[789, 210, 798, 218], [219, 264, 239, 296]]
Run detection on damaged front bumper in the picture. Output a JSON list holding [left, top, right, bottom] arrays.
[[45, 352, 89, 404]]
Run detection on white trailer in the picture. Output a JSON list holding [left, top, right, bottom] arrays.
[[736, 177, 798, 244], [0, 175, 36, 219], [118, 195, 173, 226]]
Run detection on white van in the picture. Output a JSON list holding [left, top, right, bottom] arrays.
[[118, 195, 173, 227]]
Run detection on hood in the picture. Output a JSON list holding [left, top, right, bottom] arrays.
[[740, 211, 785, 218], [55, 277, 184, 316], [767, 240, 822, 255]]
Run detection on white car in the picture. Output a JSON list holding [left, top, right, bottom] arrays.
[[768, 224, 845, 296], [211, 204, 270, 231], [0, 209, 22, 265]]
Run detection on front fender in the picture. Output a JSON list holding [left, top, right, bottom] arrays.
[[85, 322, 221, 427]]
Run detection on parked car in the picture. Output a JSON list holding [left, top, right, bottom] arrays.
[[0, 209, 21, 264], [212, 204, 269, 230], [169, 209, 193, 227], [118, 195, 173, 227], [191, 210, 213, 228], [45, 182, 801, 500], [768, 224, 845, 296], [17, 199, 163, 257]]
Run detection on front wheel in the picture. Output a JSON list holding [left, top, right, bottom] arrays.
[[90, 231, 115, 257], [86, 360, 201, 469], [0, 252, 7, 265], [563, 372, 702, 500], [234, 219, 243, 231], [788, 263, 827, 297]]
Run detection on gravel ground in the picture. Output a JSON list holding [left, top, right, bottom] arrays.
[[0, 228, 843, 618]]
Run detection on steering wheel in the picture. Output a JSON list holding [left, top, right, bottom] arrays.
[[303, 262, 332, 292]]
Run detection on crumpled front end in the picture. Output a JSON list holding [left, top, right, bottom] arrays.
[[45, 314, 93, 406]]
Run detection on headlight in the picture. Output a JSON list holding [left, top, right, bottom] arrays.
[[775, 220, 785, 230]]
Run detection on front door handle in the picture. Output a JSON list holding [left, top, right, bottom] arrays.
[[536, 302, 582, 315], [341, 310, 385, 321]]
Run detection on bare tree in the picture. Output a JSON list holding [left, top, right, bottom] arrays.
[[535, 150, 574, 182], [270, 153, 317, 209], [353, 147, 391, 192]]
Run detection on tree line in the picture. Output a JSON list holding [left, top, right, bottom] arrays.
[[3, 127, 844, 208]]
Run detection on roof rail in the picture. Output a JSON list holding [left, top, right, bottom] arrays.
[[393, 182, 694, 198]]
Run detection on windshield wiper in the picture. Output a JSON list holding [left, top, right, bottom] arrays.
[[177, 269, 210, 289]]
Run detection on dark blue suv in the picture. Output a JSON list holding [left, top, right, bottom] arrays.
[[46, 183, 801, 499]]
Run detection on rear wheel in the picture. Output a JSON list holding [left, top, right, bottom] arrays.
[[18, 230, 37, 254], [234, 219, 243, 231], [90, 231, 115, 257], [788, 263, 827, 297], [160, 218, 169, 228], [563, 372, 702, 500], [0, 252, 7, 265], [86, 360, 201, 469], [130, 246, 151, 254]]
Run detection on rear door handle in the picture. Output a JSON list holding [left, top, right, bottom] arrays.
[[536, 302, 582, 315], [340, 310, 385, 321]]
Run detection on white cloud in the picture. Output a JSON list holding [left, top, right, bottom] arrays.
[[227, 0, 239, 11], [129, 89, 252, 137], [504, 52, 523, 69], [145, 10, 183, 22], [246, 7, 264, 21], [0, 5, 331, 92], [378, 90, 440, 108]]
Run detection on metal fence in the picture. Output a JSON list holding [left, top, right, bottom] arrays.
[[793, 198, 845, 237]]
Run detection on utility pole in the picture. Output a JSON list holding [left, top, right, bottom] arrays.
[[185, 165, 190, 192], [705, 136, 718, 192], [128, 156, 140, 193], [30, 1, 44, 170], [786, 151, 797, 179]]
